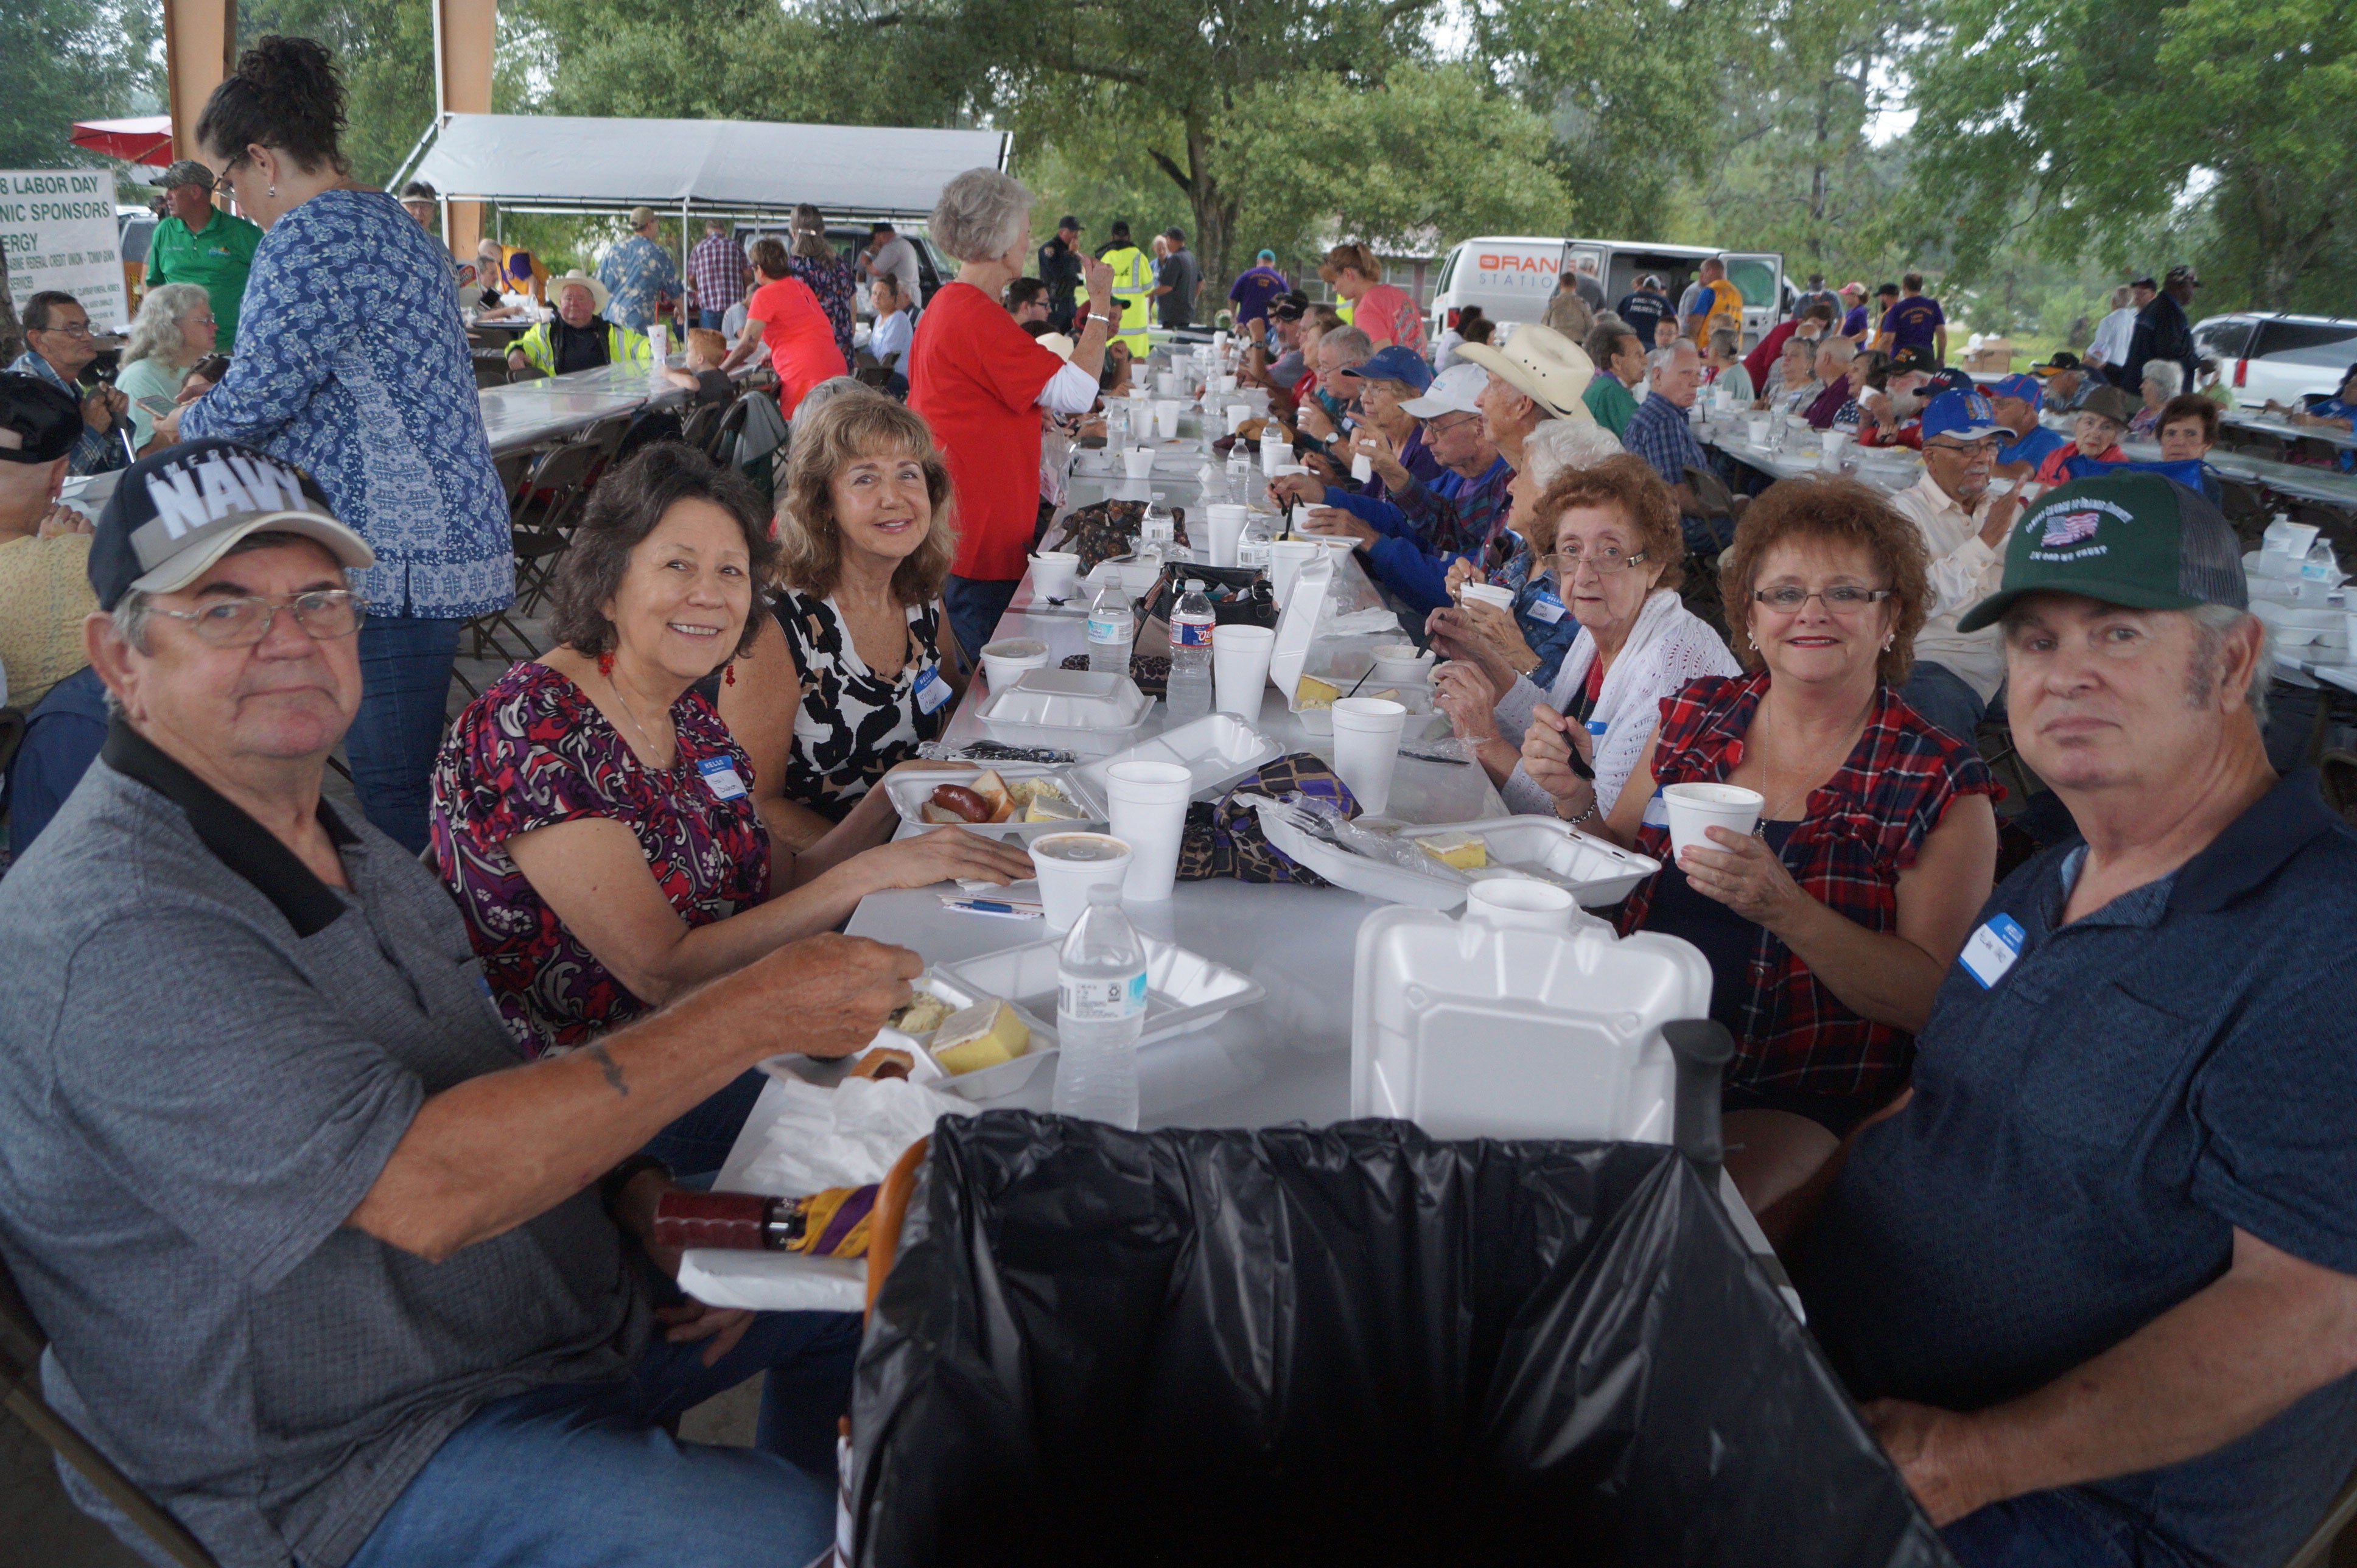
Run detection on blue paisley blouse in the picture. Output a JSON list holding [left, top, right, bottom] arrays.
[[180, 189, 513, 620], [429, 662, 771, 1057]]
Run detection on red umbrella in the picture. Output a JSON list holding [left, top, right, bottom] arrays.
[[70, 116, 175, 170]]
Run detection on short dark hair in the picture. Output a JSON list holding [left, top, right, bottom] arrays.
[[548, 444, 780, 663], [400, 180, 436, 200], [1876, 282, 1900, 298], [1163, 227, 1185, 243], [870, 222, 895, 235], [1004, 276, 1048, 311], [1461, 317, 1496, 346], [1802, 299, 1839, 324], [1902, 271, 1924, 292], [1722, 476, 1930, 684], [20, 292, 82, 332], [2157, 393, 2219, 444], [197, 36, 349, 176]]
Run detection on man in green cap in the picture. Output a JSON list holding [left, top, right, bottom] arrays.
[[1788, 472, 2357, 1568], [143, 160, 262, 354]]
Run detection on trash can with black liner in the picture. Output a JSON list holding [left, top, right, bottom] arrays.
[[847, 1113, 1952, 1568]]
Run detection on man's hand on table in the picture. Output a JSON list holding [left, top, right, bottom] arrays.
[[613, 1166, 758, 1367], [1860, 1398, 2003, 1526], [1301, 506, 1376, 548]]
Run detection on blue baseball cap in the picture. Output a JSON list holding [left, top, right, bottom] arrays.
[[1920, 388, 2005, 445], [1256, 249, 1277, 264], [1988, 373, 2044, 410], [1340, 345, 1435, 393]]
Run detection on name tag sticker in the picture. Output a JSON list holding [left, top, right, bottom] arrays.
[[912, 663, 953, 715], [1529, 591, 1567, 623], [696, 754, 749, 801], [1960, 912, 2026, 989], [1641, 789, 1670, 828]]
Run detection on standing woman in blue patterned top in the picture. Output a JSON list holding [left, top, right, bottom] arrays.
[[156, 38, 514, 854]]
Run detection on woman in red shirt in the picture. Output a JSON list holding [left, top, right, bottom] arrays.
[[908, 167, 1114, 662], [723, 235, 847, 418], [1321, 241, 1424, 355]]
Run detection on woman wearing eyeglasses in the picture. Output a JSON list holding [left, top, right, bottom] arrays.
[[1522, 477, 2000, 1220]]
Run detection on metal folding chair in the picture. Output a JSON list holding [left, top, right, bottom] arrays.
[[0, 1253, 220, 1567]]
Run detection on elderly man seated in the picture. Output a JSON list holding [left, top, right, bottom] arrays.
[[507, 270, 653, 377], [1619, 340, 1717, 550], [1793, 472, 2357, 1568], [0, 376, 107, 853], [7, 290, 130, 477], [0, 441, 917, 1568], [2030, 351, 2101, 413]]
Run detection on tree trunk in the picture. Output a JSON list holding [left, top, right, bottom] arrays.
[[1184, 116, 1237, 302], [0, 245, 19, 365]]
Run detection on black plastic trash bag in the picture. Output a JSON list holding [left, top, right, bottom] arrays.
[[850, 1113, 1951, 1568]]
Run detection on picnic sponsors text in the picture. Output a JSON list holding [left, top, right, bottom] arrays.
[[1, 172, 115, 276]]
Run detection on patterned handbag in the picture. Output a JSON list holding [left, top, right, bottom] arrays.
[[1177, 753, 1360, 883]]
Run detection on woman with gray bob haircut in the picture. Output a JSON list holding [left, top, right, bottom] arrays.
[[908, 170, 1122, 661], [116, 282, 218, 450]]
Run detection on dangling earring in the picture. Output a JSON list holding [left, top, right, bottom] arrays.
[[724, 663, 737, 687], [267, 185, 276, 199], [597, 649, 615, 677], [1747, 635, 1759, 651], [1880, 634, 1894, 651]]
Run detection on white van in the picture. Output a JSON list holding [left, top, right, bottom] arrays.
[[1427, 236, 1785, 349]]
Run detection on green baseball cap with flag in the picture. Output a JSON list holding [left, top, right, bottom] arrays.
[[1956, 471, 2247, 632]]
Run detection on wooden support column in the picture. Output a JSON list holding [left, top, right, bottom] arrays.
[[162, 0, 237, 166], [433, 0, 498, 260]]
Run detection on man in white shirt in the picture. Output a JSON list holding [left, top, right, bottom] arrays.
[[1887, 388, 2018, 743], [860, 223, 920, 311], [2084, 284, 2140, 381]]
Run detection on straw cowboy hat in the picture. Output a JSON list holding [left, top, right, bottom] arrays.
[[1455, 324, 1595, 421], [548, 269, 610, 314]]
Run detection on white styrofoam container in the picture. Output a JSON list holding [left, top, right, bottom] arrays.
[[762, 970, 1058, 1101], [1265, 551, 1334, 709], [1351, 898, 1711, 1144], [882, 763, 1101, 839], [941, 934, 1265, 1048], [1070, 713, 1282, 813], [976, 669, 1156, 757]]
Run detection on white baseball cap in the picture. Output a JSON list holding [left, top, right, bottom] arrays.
[[1399, 362, 1488, 420]]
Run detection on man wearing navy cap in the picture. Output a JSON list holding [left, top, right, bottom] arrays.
[[1035, 214, 1085, 332], [1796, 472, 2357, 1568], [1886, 387, 2014, 742], [1984, 372, 2067, 482]]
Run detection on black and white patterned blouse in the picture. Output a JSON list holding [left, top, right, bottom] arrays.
[[774, 588, 952, 821]]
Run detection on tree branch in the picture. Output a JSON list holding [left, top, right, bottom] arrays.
[[1149, 147, 1193, 192]]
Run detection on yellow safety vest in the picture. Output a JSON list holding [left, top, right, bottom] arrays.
[[513, 320, 652, 377], [1098, 245, 1156, 351]]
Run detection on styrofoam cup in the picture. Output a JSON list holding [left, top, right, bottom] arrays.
[[1226, 403, 1252, 433], [1123, 447, 1156, 478], [1465, 878, 1576, 930], [1032, 832, 1133, 931], [1269, 539, 1320, 607], [1329, 696, 1407, 816], [1154, 399, 1182, 439], [1819, 431, 1849, 470], [1029, 551, 1079, 601], [1105, 760, 1193, 901], [1662, 782, 1763, 858], [1459, 581, 1515, 612], [1260, 436, 1289, 471], [1217, 374, 1238, 394], [1213, 625, 1275, 716], [981, 637, 1051, 690], [1205, 503, 1249, 568], [1746, 415, 1771, 444]]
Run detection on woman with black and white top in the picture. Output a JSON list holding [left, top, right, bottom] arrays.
[[721, 388, 985, 864]]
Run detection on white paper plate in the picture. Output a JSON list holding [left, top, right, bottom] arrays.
[[940, 934, 1265, 1048]]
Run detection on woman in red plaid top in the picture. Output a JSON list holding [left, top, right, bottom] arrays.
[[1521, 478, 2000, 1215]]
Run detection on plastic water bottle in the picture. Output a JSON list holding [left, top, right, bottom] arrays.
[[1052, 885, 1148, 1128], [1087, 578, 1135, 674], [1166, 579, 1215, 721]]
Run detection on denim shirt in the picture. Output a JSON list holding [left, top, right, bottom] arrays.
[[7, 351, 126, 477], [180, 190, 513, 620], [1490, 544, 1577, 688]]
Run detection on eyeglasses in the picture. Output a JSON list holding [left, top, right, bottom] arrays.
[[212, 167, 240, 196], [34, 320, 93, 338], [150, 589, 367, 647], [1925, 438, 1998, 458], [1543, 544, 1650, 576], [1751, 585, 1894, 613]]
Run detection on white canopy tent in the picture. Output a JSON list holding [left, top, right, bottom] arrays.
[[405, 113, 1011, 222]]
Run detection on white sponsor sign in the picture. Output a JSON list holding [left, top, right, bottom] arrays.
[[1, 168, 128, 332]]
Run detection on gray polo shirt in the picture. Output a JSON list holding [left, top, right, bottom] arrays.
[[0, 721, 648, 1568]]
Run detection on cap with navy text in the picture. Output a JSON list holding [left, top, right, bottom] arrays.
[[88, 439, 374, 610]]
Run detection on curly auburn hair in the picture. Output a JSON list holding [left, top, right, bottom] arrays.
[[1719, 475, 1930, 684], [776, 390, 956, 605], [1533, 455, 1687, 593], [548, 443, 780, 664]]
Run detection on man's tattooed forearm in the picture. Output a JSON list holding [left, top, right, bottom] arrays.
[[587, 1041, 629, 1096]]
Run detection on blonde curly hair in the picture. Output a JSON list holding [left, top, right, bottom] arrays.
[[776, 391, 957, 605]]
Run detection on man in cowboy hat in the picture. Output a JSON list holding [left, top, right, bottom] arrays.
[[1453, 321, 1595, 473], [506, 273, 653, 378]]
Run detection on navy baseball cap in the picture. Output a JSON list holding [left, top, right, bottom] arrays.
[[0, 374, 83, 464], [1921, 388, 2005, 444], [1988, 373, 2044, 410], [89, 439, 372, 610], [1340, 345, 1435, 393]]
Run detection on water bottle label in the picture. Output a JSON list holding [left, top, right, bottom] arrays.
[[1060, 970, 1149, 1021], [1088, 616, 1124, 642], [1171, 615, 1214, 649]]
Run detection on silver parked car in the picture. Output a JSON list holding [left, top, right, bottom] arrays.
[[2191, 313, 2357, 406]]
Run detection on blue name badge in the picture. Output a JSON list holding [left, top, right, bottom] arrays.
[[1959, 912, 2026, 989], [912, 663, 953, 715], [696, 754, 749, 802]]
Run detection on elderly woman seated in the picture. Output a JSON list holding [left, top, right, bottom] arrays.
[[1521, 478, 1999, 1217], [507, 271, 651, 377], [1433, 452, 1740, 814], [2031, 383, 2135, 485], [1703, 326, 1754, 404], [114, 283, 217, 451], [1317, 345, 1445, 507], [430, 443, 1028, 1174], [1757, 334, 1823, 414], [2129, 360, 2185, 436]]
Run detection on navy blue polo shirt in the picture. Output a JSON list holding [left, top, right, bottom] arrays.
[[1797, 769, 2357, 1568]]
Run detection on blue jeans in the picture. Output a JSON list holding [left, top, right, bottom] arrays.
[[5, 665, 109, 857], [944, 574, 1020, 671], [641, 1068, 770, 1183], [338, 1307, 861, 1568], [347, 615, 463, 854], [1901, 660, 1989, 746], [1943, 1488, 2201, 1567], [697, 309, 729, 331]]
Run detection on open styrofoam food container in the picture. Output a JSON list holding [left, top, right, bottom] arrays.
[[1071, 714, 1281, 810], [977, 668, 1156, 756], [1261, 811, 1658, 911], [761, 969, 1059, 1102], [941, 933, 1266, 1048], [883, 763, 1102, 839]]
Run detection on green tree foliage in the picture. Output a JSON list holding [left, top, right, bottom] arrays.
[[0, 0, 159, 174], [235, 0, 436, 187], [1903, 0, 2357, 313]]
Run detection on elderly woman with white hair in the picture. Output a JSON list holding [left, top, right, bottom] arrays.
[[1432, 452, 1740, 815], [908, 167, 1116, 662], [2129, 359, 2185, 436], [114, 282, 216, 450]]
